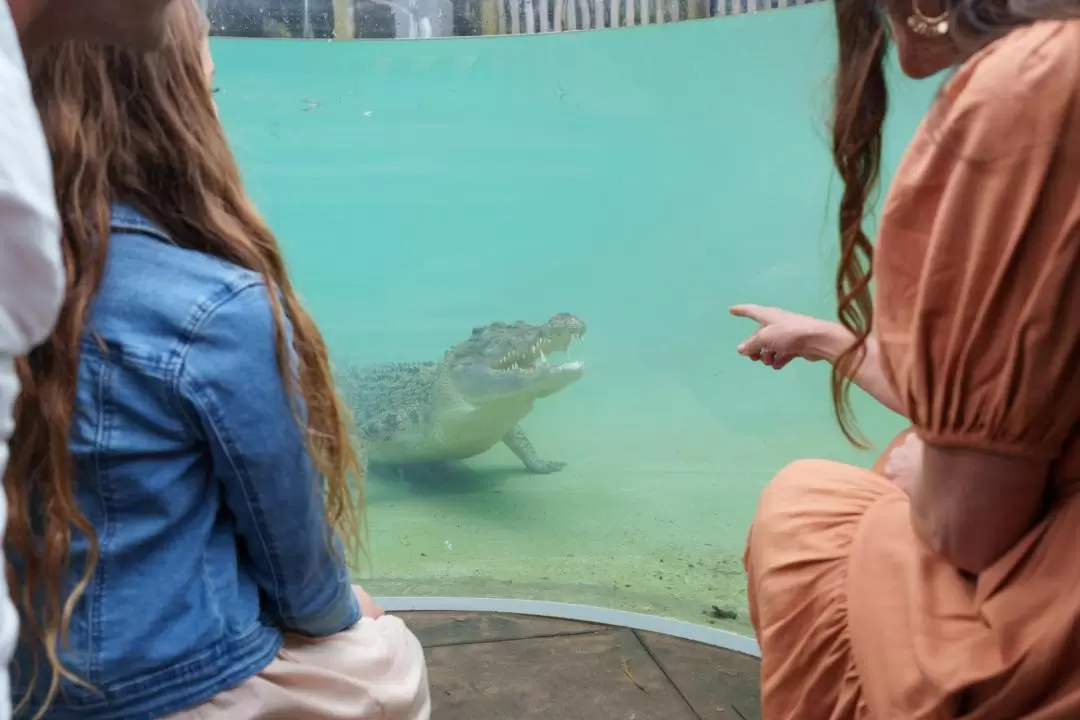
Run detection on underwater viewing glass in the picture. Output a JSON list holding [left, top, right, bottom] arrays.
[[206, 0, 931, 648]]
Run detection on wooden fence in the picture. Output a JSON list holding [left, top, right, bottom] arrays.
[[206, 0, 824, 39]]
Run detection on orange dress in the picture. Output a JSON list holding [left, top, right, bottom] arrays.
[[745, 20, 1080, 719]]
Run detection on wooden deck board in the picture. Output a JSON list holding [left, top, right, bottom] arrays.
[[399, 610, 761, 719]]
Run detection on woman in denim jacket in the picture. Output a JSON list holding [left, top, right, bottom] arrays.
[[8, 1, 431, 718]]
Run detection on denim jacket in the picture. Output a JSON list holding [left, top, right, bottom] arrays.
[[12, 203, 360, 719]]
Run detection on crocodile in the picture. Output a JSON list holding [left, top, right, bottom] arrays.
[[336, 314, 586, 474]]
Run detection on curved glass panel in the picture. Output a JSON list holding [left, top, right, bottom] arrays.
[[212, 4, 934, 636], [204, 0, 822, 38]]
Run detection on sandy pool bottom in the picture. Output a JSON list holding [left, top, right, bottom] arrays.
[[353, 374, 902, 638]]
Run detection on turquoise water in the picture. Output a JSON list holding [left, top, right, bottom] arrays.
[[213, 8, 935, 635]]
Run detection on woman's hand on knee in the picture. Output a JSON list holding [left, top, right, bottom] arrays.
[[730, 305, 842, 369], [883, 432, 922, 495], [353, 584, 385, 619]]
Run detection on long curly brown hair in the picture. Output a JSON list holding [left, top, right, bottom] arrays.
[[9, 0, 364, 714], [827, 0, 1076, 445]]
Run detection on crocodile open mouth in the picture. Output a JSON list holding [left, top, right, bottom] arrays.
[[493, 326, 586, 372]]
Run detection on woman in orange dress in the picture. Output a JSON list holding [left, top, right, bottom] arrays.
[[732, 2, 1080, 717]]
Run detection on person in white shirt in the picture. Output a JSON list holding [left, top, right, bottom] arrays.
[[0, 1, 175, 718]]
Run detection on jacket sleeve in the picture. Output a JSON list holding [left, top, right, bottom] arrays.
[[179, 279, 360, 637]]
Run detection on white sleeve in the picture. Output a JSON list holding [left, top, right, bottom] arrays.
[[0, 6, 60, 718], [0, 6, 62, 358]]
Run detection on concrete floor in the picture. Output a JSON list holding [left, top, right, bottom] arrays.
[[400, 611, 762, 720]]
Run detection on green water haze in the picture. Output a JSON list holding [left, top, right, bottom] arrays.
[[212, 8, 937, 635]]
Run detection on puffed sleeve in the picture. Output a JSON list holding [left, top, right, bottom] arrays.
[[874, 22, 1080, 460]]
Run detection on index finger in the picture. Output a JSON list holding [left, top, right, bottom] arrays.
[[729, 304, 769, 323]]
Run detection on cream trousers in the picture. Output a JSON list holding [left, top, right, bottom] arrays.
[[165, 613, 431, 720]]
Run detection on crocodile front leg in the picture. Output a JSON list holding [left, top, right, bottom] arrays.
[[502, 424, 566, 474]]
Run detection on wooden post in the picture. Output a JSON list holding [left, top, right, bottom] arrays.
[[481, 0, 500, 34], [333, 0, 356, 38]]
